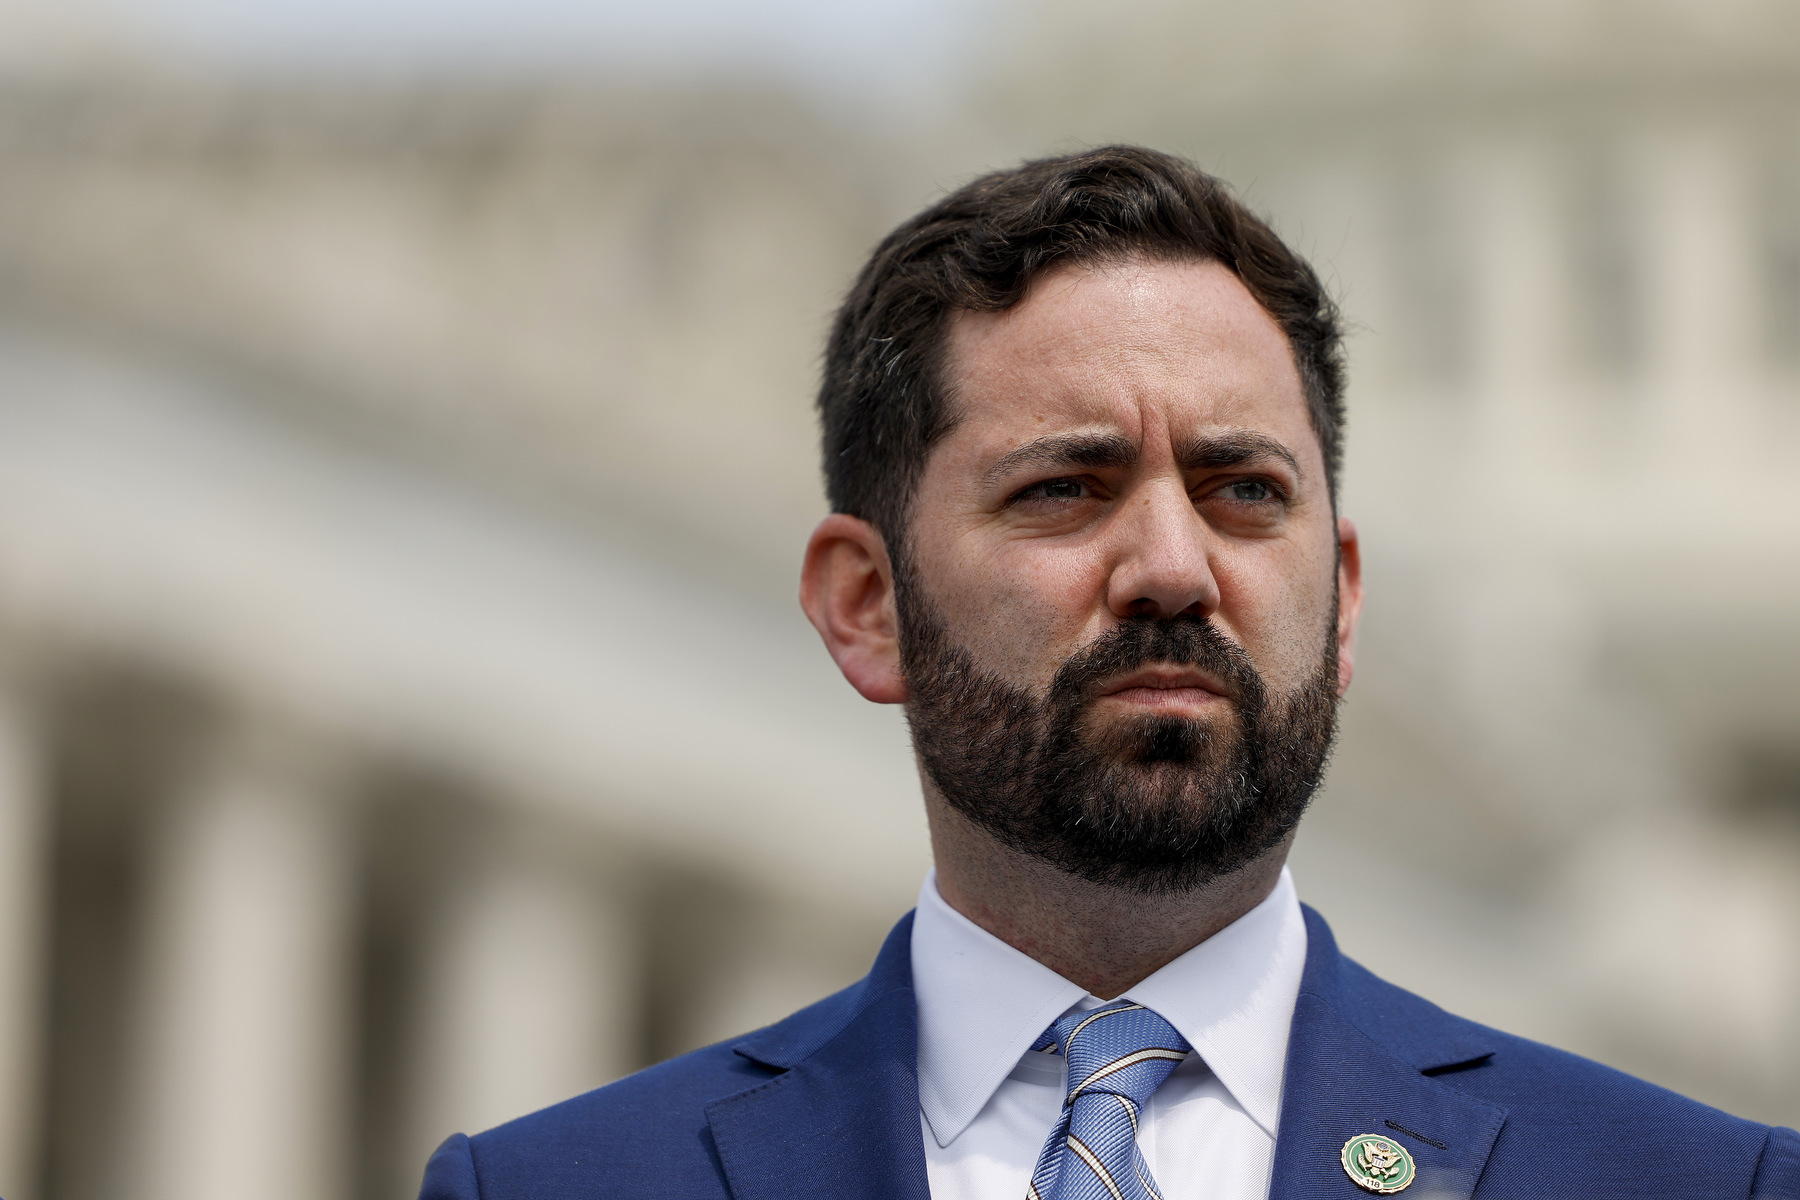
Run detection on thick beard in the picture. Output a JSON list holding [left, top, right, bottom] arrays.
[[897, 583, 1341, 896]]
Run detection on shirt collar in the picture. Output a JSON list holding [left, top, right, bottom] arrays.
[[910, 866, 1307, 1147]]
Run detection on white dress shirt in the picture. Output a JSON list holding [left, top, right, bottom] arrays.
[[911, 867, 1307, 1200]]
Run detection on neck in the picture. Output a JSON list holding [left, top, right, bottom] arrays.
[[924, 790, 1293, 999]]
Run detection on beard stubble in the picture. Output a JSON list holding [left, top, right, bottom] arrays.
[[897, 581, 1341, 895]]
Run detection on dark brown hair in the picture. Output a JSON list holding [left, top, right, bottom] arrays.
[[817, 145, 1346, 549]]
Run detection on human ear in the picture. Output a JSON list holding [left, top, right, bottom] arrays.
[[799, 514, 908, 704], [1334, 516, 1364, 698]]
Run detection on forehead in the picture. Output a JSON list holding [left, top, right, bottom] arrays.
[[941, 258, 1312, 458]]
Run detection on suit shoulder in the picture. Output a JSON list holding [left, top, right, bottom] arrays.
[[1454, 1026, 1787, 1196], [476, 972, 869, 1140], [1473, 1020, 1764, 1132], [479, 1038, 769, 1147], [458, 978, 872, 1199], [458, 1041, 765, 1199], [1330, 952, 1774, 1151]]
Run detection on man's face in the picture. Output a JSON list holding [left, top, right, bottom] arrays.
[[894, 257, 1359, 891]]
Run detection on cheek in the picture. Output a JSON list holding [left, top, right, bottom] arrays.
[[913, 532, 1113, 686], [1214, 545, 1338, 692]]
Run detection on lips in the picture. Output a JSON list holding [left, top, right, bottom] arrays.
[[1095, 665, 1236, 705]]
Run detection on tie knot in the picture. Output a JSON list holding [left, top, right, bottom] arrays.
[[1030, 999, 1190, 1109]]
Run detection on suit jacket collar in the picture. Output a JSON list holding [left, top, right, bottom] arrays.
[[706, 904, 1509, 1200], [707, 913, 930, 1200], [1268, 906, 1508, 1200]]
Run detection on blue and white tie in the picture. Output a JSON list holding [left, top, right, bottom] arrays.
[[1024, 999, 1192, 1200]]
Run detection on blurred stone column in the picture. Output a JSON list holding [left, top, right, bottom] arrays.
[[122, 729, 357, 1200], [402, 827, 639, 1171], [1640, 124, 1758, 426], [0, 682, 47, 1200], [1466, 140, 1564, 423]]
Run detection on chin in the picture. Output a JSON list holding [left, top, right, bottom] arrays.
[[1083, 709, 1240, 766]]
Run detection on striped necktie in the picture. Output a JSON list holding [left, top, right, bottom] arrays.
[[1024, 999, 1192, 1200]]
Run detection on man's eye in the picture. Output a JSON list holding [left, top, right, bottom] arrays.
[[1223, 480, 1274, 502], [1025, 478, 1087, 501]]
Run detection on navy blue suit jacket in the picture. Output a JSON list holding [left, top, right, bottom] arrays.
[[419, 905, 1800, 1199]]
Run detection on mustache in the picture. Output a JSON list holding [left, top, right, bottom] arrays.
[[1047, 616, 1268, 714]]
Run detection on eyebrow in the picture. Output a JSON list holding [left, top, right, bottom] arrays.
[[980, 432, 1138, 489], [1175, 430, 1302, 478], [981, 428, 1302, 489]]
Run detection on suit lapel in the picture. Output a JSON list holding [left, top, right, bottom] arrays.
[[705, 904, 1511, 1200], [1269, 908, 1507, 1200], [705, 915, 930, 1200]]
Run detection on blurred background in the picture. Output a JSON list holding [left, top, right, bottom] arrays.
[[0, 0, 1798, 1197]]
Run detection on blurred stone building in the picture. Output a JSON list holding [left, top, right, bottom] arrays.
[[0, 3, 1797, 1199]]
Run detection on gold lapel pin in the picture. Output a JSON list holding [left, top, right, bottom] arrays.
[[1340, 1133, 1416, 1194]]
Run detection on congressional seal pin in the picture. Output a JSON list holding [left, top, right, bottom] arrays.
[[1340, 1133, 1416, 1194]]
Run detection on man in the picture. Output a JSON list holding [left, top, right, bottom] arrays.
[[419, 146, 1799, 1199]]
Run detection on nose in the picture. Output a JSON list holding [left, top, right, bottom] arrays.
[[1104, 479, 1220, 620]]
